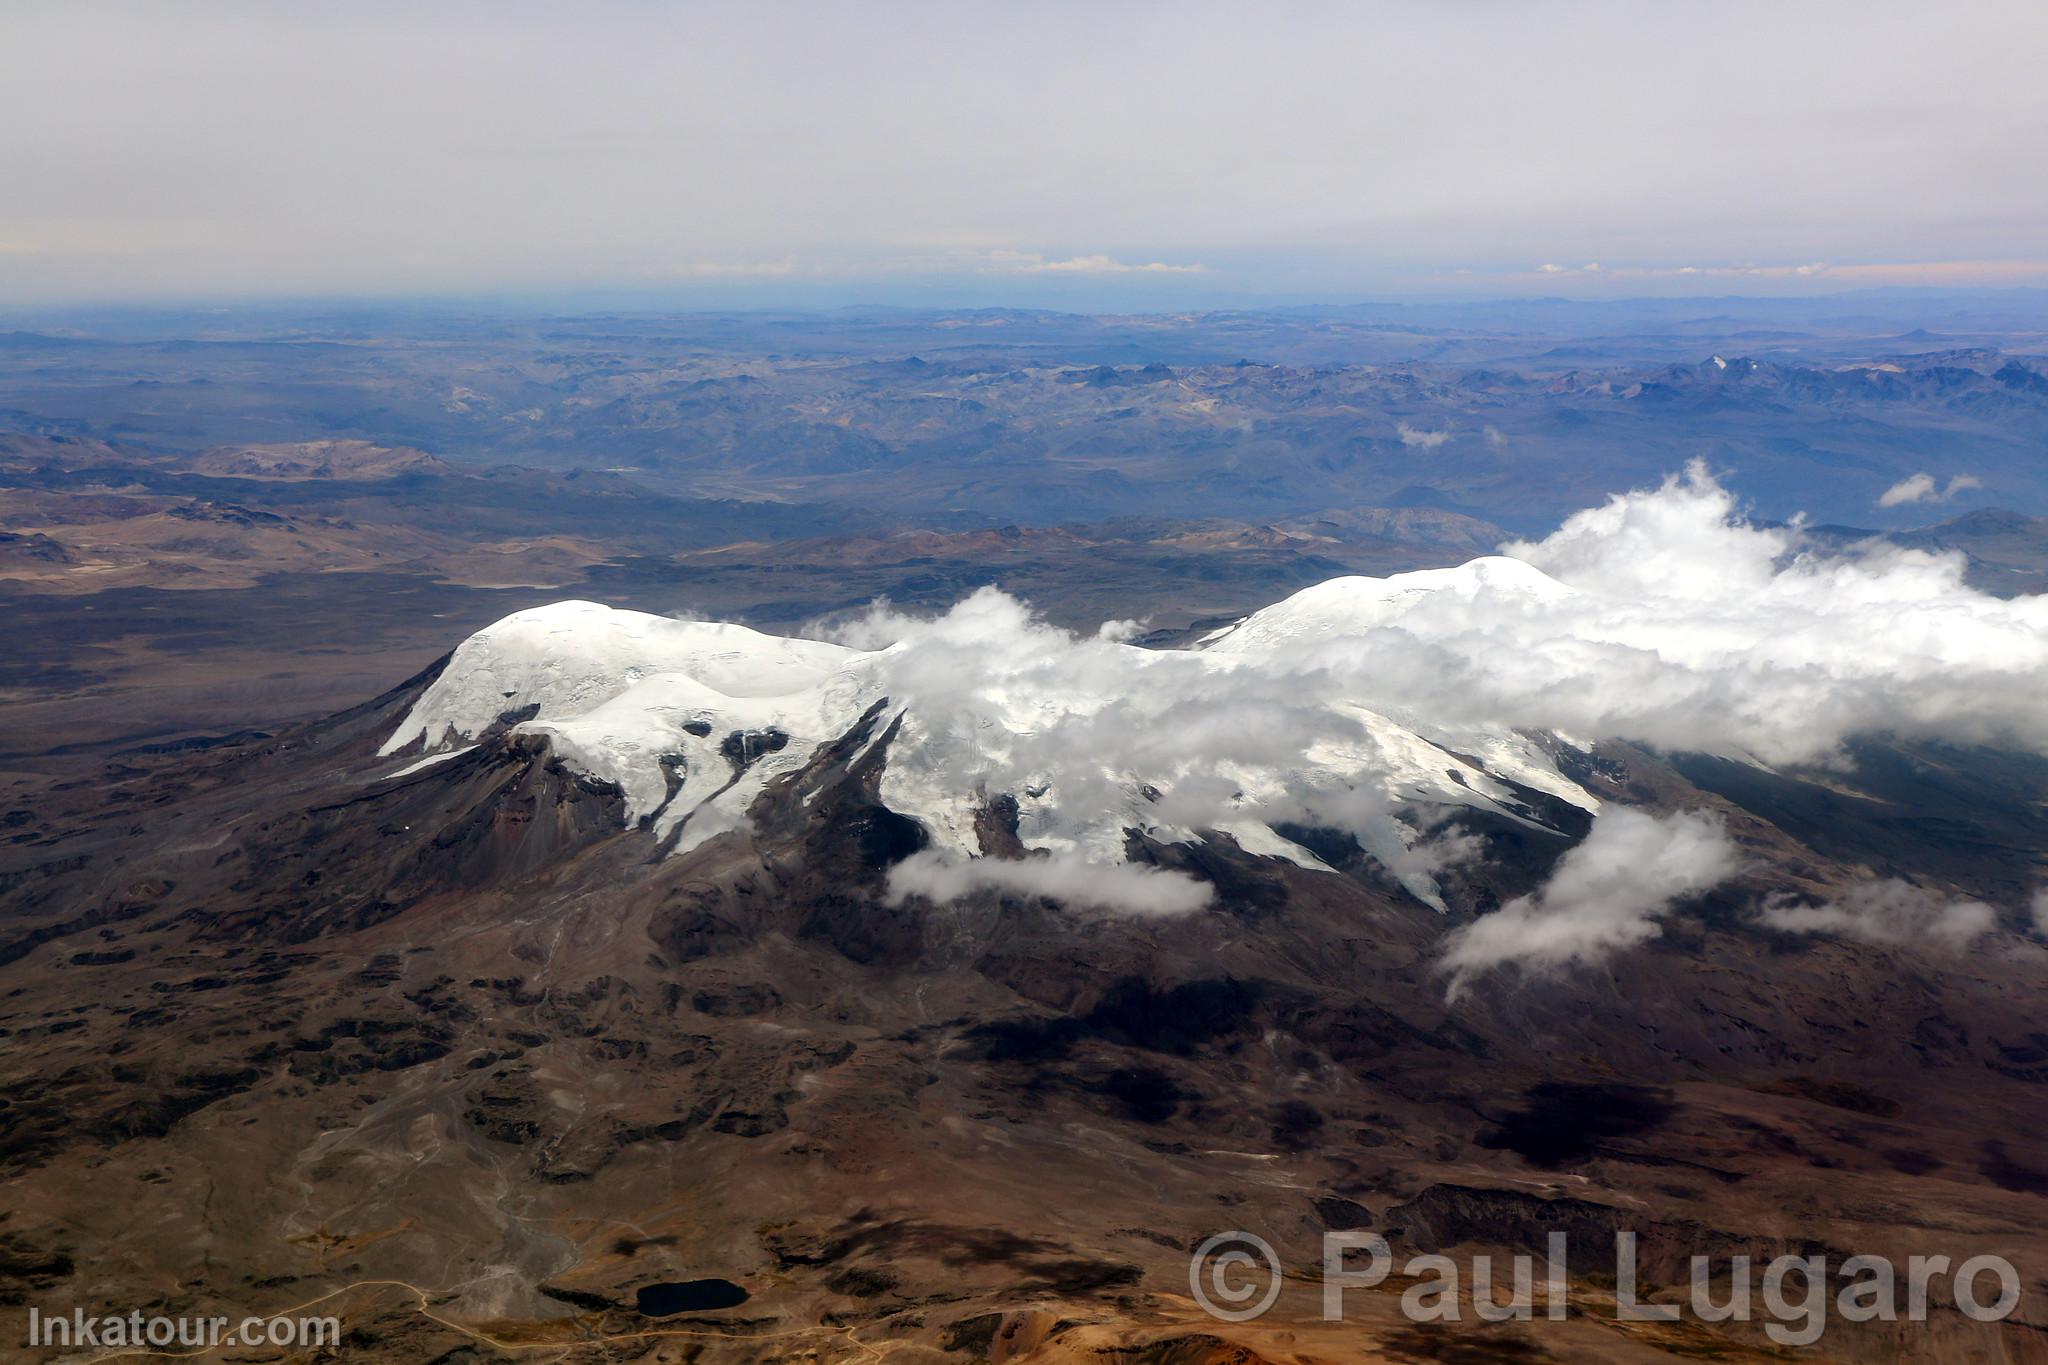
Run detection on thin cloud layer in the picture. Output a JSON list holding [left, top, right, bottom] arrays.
[[1760, 880, 1997, 948], [996, 253, 1205, 275], [1440, 809, 1743, 998], [886, 849, 1212, 915]]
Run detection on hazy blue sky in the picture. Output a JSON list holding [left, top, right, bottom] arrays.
[[5, 0, 2045, 304]]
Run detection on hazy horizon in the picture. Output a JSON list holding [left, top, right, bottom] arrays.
[[9, 285, 2048, 337], [6, 0, 2047, 305]]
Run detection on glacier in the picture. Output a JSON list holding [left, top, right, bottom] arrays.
[[380, 562, 1599, 911]]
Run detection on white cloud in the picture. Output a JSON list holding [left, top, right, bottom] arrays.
[[2032, 888, 2048, 936], [1878, 472, 1980, 507], [1435, 462, 2048, 764], [816, 586, 1504, 907], [1396, 422, 1451, 450], [1877, 473, 1936, 507], [1629, 261, 1831, 279], [1483, 424, 1508, 450], [397, 460, 2048, 955], [1519, 261, 2048, 288], [1694, 260, 2047, 284], [885, 848, 1211, 915], [1759, 879, 1996, 949], [1441, 809, 1742, 998], [981, 251, 1205, 275]]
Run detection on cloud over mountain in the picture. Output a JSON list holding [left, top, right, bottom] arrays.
[[386, 465, 2048, 931], [1440, 809, 1743, 998], [886, 849, 1211, 915], [1879, 472, 1982, 507], [1761, 880, 1998, 948]]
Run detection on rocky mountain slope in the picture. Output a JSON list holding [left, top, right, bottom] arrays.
[[4, 477, 2047, 1362]]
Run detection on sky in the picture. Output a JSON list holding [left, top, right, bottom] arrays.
[[5, 0, 2047, 305]]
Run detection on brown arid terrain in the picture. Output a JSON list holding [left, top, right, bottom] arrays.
[[0, 434, 627, 595], [4, 312, 2048, 1364], [8, 0, 2048, 1349], [180, 441, 451, 482], [2, 629, 2047, 1363]]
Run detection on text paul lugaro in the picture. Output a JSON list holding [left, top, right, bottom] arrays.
[[1316, 1232, 2021, 1345]]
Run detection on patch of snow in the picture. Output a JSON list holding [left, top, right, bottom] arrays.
[[383, 745, 476, 779]]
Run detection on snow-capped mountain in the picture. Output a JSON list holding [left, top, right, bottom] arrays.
[[380, 559, 1599, 912], [379, 451, 2048, 926]]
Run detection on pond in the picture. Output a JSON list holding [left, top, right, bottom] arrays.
[[634, 1279, 750, 1317]]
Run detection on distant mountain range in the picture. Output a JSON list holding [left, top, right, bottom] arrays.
[[1, 306, 2044, 531]]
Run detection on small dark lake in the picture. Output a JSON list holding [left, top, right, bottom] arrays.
[[634, 1279, 750, 1316]]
